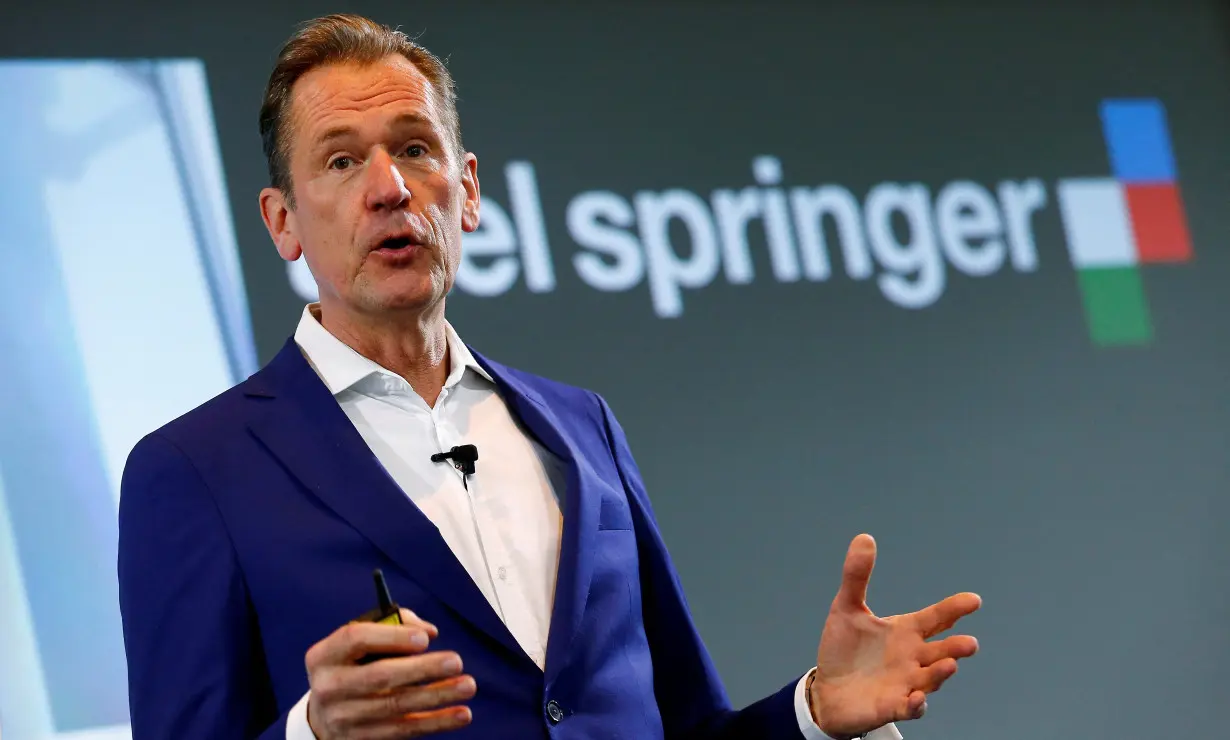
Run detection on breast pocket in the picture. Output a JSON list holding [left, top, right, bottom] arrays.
[[597, 487, 634, 531]]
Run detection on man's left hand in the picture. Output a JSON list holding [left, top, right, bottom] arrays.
[[809, 534, 981, 740]]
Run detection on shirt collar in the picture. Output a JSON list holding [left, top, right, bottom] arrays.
[[293, 303, 492, 396]]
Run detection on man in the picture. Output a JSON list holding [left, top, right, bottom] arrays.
[[118, 14, 980, 740]]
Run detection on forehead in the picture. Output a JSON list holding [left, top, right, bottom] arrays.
[[287, 55, 441, 150]]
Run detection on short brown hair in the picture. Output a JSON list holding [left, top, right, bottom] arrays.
[[258, 14, 463, 204]]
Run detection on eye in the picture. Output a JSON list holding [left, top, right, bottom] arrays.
[[403, 144, 426, 158], [328, 156, 355, 171]]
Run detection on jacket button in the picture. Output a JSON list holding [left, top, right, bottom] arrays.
[[546, 699, 564, 723]]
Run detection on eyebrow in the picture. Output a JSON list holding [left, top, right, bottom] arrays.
[[313, 113, 434, 149]]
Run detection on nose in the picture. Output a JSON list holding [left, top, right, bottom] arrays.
[[363, 149, 412, 212]]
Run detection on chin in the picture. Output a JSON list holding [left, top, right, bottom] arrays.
[[360, 284, 446, 315], [352, 268, 447, 314]]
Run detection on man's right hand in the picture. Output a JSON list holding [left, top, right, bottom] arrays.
[[305, 608, 476, 739]]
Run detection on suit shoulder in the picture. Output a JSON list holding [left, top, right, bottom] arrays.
[[477, 355, 608, 423], [492, 360, 601, 406], [138, 373, 265, 456]]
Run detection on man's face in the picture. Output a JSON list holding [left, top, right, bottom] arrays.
[[261, 55, 479, 318]]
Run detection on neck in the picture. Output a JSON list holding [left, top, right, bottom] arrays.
[[315, 298, 451, 407]]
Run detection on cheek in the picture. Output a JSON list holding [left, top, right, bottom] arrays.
[[299, 211, 358, 273], [421, 169, 462, 211], [416, 178, 463, 241], [423, 205, 461, 267]]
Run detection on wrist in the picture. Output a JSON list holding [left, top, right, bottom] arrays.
[[305, 694, 324, 740], [806, 672, 863, 740]]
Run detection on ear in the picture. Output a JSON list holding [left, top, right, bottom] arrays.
[[259, 187, 302, 261], [460, 152, 481, 234]]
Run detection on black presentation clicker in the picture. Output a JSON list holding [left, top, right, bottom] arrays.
[[353, 569, 405, 664]]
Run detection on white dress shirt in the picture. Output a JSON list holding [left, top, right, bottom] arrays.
[[285, 305, 897, 740]]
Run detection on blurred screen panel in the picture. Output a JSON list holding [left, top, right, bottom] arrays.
[[0, 58, 253, 740]]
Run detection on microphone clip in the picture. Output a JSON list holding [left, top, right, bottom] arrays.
[[430, 444, 478, 476]]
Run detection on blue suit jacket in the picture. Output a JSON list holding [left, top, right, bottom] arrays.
[[118, 339, 805, 739]]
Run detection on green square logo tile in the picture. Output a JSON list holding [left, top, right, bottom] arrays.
[[1077, 267, 1154, 346]]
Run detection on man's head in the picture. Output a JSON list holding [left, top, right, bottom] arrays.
[[258, 14, 480, 321]]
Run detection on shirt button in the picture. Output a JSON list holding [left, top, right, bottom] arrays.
[[497, 566, 508, 581], [546, 699, 564, 724]]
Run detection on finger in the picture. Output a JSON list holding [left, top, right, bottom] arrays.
[[354, 706, 473, 740], [351, 650, 466, 694], [915, 657, 958, 694], [307, 621, 433, 669], [833, 533, 877, 611], [910, 592, 982, 638], [402, 705, 473, 738], [896, 690, 928, 722], [331, 674, 477, 726], [398, 608, 439, 639], [392, 675, 476, 714], [918, 634, 979, 666]]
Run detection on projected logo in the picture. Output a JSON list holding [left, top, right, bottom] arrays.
[[1057, 99, 1193, 345], [286, 99, 1196, 347]]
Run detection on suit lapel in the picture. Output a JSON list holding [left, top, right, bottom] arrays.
[[243, 341, 523, 659], [471, 351, 600, 685]]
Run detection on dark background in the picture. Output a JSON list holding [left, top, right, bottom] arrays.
[[5, 2, 1229, 738]]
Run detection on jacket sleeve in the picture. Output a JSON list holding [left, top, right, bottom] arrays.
[[118, 432, 288, 740], [591, 393, 804, 740]]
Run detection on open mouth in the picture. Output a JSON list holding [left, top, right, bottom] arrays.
[[376, 236, 415, 251]]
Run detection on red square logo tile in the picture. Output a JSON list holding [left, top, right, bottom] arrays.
[[1124, 183, 1193, 263]]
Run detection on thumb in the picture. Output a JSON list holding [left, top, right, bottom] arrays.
[[399, 608, 439, 639], [833, 533, 876, 611]]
